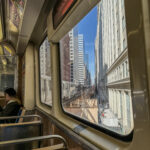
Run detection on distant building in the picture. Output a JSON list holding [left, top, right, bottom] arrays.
[[84, 53, 91, 87], [84, 53, 89, 71], [78, 34, 85, 85], [69, 26, 79, 85]]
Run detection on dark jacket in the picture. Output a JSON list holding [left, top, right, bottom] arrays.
[[0, 100, 21, 123]]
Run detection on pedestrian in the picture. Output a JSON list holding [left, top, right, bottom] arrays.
[[0, 88, 21, 123]]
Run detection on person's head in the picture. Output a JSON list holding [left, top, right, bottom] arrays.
[[4, 88, 16, 102]]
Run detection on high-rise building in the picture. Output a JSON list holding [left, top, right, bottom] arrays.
[[78, 34, 85, 85], [95, 0, 133, 133], [84, 52, 89, 71], [84, 53, 91, 86], [69, 26, 79, 85], [95, 2, 108, 111]]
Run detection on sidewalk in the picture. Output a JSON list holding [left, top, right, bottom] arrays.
[[101, 109, 119, 127]]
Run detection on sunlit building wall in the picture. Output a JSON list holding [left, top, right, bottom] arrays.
[[96, 0, 133, 133], [95, 2, 108, 106], [69, 26, 79, 85], [78, 34, 85, 85]]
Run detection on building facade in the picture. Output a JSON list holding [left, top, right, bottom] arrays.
[[69, 26, 79, 85], [78, 34, 85, 85], [60, 25, 92, 102], [95, 0, 133, 134]]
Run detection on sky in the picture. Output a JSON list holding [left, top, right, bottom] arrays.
[[78, 6, 97, 84]]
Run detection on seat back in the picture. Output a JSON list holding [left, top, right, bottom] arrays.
[[0, 135, 68, 150], [0, 115, 43, 150], [15, 107, 26, 123]]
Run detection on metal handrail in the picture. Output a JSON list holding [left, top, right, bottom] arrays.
[[0, 135, 67, 149], [0, 115, 42, 121]]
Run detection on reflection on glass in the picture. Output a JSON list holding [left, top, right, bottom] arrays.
[[0, 45, 17, 96], [60, 0, 133, 135], [53, 0, 77, 28], [39, 37, 52, 106], [8, 0, 25, 32]]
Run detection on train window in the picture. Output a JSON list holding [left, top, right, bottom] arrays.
[[0, 44, 17, 96], [39, 37, 52, 106], [60, 0, 134, 136]]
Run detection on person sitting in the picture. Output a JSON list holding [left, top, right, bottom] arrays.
[[0, 88, 21, 123]]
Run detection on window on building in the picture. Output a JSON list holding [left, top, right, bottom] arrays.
[[120, 65, 123, 79], [121, 0, 124, 8], [115, 70, 117, 81], [126, 92, 132, 130], [39, 37, 52, 106], [122, 16, 126, 30], [123, 38, 126, 50], [126, 60, 129, 77], [117, 67, 119, 80], [119, 91, 123, 126], [122, 63, 125, 78], [119, 66, 121, 80], [59, 0, 133, 137], [117, 30, 119, 40]]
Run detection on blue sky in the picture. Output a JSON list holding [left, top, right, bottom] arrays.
[[78, 6, 97, 84]]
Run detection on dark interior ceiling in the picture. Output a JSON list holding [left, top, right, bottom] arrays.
[[30, 0, 56, 47]]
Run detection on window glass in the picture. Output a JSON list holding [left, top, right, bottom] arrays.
[[39, 37, 52, 106], [53, 0, 77, 29], [60, 0, 133, 135], [0, 45, 17, 96]]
